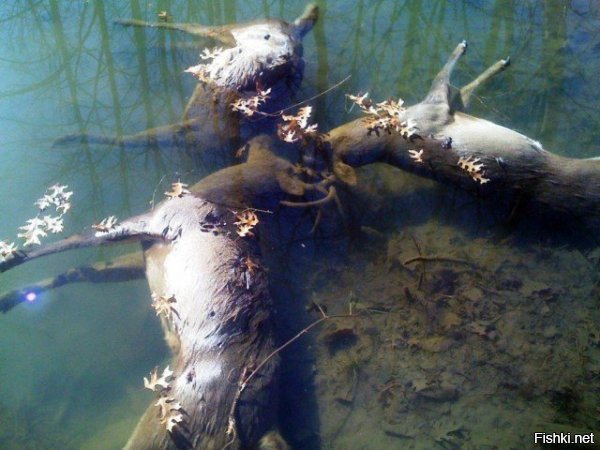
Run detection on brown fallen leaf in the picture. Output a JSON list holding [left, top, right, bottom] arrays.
[[92, 215, 118, 233], [151, 293, 179, 320], [156, 395, 183, 424], [144, 366, 174, 392], [165, 182, 190, 199], [234, 210, 259, 237]]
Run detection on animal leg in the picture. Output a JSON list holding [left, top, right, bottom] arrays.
[[0, 252, 145, 314], [52, 119, 199, 149], [0, 212, 158, 274], [424, 40, 468, 104], [115, 4, 318, 44], [292, 4, 319, 39], [457, 57, 511, 110], [259, 430, 290, 450], [114, 18, 236, 46]]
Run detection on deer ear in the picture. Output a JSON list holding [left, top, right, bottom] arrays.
[[276, 172, 306, 196], [333, 161, 357, 186]]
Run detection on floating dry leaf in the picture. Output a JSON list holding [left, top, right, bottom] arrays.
[[165, 412, 184, 432], [457, 156, 490, 184], [35, 185, 73, 214], [408, 149, 424, 163], [231, 88, 271, 117], [42, 215, 64, 234], [234, 210, 259, 237], [0, 240, 17, 263], [13, 185, 72, 247], [17, 218, 48, 246], [243, 255, 260, 276], [144, 366, 174, 392], [347, 92, 376, 113], [184, 63, 210, 82], [277, 106, 318, 143], [200, 47, 224, 60], [151, 293, 179, 320], [165, 182, 190, 199], [156, 395, 183, 429], [157, 10, 171, 22], [184, 47, 225, 83], [347, 93, 417, 137], [92, 215, 118, 233]]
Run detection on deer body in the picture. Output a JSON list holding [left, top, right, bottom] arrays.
[[55, 5, 318, 173], [117, 196, 280, 449]]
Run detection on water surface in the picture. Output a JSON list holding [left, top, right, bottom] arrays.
[[0, 1, 599, 449]]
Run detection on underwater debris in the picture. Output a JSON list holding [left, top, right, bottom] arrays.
[[322, 327, 358, 355], [465, 321, 497, 340], [143, 366, 174, 392]]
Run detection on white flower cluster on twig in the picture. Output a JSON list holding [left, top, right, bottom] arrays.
[[347, 92, 417, 138]]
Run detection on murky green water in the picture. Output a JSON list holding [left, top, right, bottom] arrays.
[[0, 1, 599, 449]]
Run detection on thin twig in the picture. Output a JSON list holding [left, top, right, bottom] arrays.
[[407, 233, 425, 289], [408, 233, 422, 256], [252, 75, 352, 118], [150, 175, 168, 210], [403, 255, 472, 266], [280, 186, 337, 208], [277, 75, 352, 115], [222, 367, 249, 450], [240, 310, 354, 394]]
